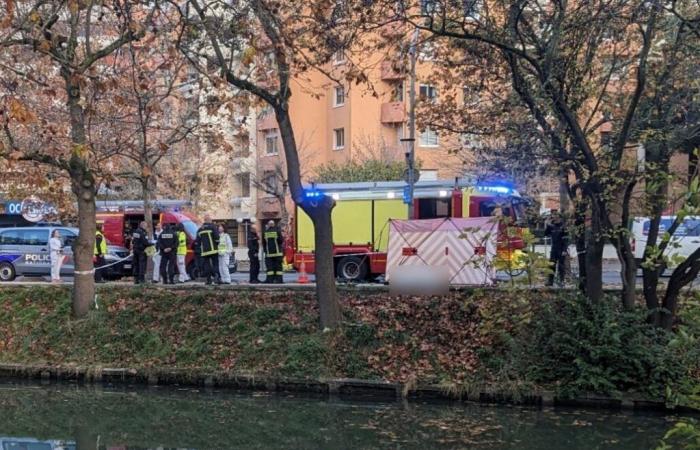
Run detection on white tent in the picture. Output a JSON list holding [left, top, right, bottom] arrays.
[[386, 217, 499, 286]]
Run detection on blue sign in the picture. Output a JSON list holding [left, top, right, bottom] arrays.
[[642, 218, 700, 237], [403, 186, 412, 205], [4, 201, 22, 215]]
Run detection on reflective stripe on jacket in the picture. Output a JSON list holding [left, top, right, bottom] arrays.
[[94, 231, 107, 256], [177, 231, 187, 256], [264, 231, 282, 257], [219, 233, 234, 255], [198, 229, 217, 256]]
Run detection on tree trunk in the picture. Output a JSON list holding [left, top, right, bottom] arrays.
[[306, 199, 342, 329], [662, 247, 700, 330], [65, 73, 96, 318], [574, 201, 588, 293], [585, 211, 604, 303], [142, 176, 155, 281], [143, 175, 154, 239], [615, 233, 637, 310], [274, 105, 342, 329], [641, 143, 668, 326]]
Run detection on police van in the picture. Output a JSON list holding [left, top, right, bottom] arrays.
[[631, 216, 700, 268], [0, 226, 131, 281]]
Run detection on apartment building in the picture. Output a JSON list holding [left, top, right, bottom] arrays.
[[255, 28, 465, 223]]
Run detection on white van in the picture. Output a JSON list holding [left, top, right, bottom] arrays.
[[631, 216, 700, 266]]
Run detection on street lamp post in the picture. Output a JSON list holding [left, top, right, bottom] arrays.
[[403, 28, 420, 219]]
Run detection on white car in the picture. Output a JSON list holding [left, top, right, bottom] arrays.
[[631, 216, 700, 267]]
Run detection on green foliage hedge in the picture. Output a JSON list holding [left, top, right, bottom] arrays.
[[0, 287, 698, 407]]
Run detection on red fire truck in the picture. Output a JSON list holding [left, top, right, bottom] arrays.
[[96, 200, 200, 273], [286, 180, 529, 281]]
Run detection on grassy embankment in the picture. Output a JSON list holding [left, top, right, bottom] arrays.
[[0, 286, 698, 406]]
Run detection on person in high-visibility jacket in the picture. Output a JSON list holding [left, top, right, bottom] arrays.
[[176, 223, 190, 283], [196, 214, 220, 285], [217, 224, 233, 284], [263, 220, 284, 284], [94, 223, 107, 283]]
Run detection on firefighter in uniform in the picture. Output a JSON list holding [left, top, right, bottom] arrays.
[[94, 223, 107, 283], [264, 220, 284, 284], [176, 223, 190, 283], [247, 228, 260, 284], [196, 214, 220, 285], [157, 224, 178, 284], [131, 221, 149, 284]]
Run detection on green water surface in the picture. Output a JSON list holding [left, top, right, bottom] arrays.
[[0, 382, 681, 449]]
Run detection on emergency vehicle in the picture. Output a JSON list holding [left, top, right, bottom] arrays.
[[95, 200, 238, 278], [287, 179, 530, 281], [96, 200, 200, 273]]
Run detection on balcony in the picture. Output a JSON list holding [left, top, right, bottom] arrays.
[[380, 101, 406, 124], [380, 60, 404, 81]]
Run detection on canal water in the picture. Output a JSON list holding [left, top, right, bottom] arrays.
[[0, 381, 679, 449]]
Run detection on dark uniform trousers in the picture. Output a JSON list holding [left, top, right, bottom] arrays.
[[265, 256, 283, 284], [133, 252, 147, 283], [249, 256, 260, 283], [160, 250, 177, 283], [160, 250, 177, 284]]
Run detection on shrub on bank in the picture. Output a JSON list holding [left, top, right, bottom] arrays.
[[0, 286, 697, 406]]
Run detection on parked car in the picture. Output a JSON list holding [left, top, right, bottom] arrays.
[[0, 226, 131, 282], [631, 216, 700, 268]]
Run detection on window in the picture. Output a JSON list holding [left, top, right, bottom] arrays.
[[333, 128, 345, 150], [334, 85, 345, 107], [239, 172, 251, 198], [419, 128, 439, 147], [420, 0, 436, 14], [206, 174, 224, 191], [0, 229, 49, 246], [262, 170, 278, 196], [265, 131, 279, 155], [418, 198, 451, 219], [332, 49, 346, 64], [393, 81, 404, 102], [463, 86, 480, 107], [419, 84, 437, 102], [58, 229, 77, 247]]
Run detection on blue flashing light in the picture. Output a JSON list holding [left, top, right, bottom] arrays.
[[304, 189, 323, 199], [475, 181, 514, 195]]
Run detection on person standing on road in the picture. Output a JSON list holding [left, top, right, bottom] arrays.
[[94, 223, 107, 283], [131, 221, 149, 285], [176, 223, 190, 283], [152, 222, 163, 283], [196, 214, 220, 285], [545, 210, 569, 287], [49, 229, 63, 283], [247, 228, 260, 284], [157, 224, 177, 284], [217, 224, 233, 284], [263, 220, 284, 284]]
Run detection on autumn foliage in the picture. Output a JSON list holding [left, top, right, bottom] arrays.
[[2, 286, 698, 403]]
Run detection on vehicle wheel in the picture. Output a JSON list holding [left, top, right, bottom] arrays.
[[0, 262, 16, 282], [336, 256, 368, 282]]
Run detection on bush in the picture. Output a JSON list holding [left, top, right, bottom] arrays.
[[522, 293, 682, 398]]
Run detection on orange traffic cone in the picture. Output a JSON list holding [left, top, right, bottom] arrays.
[[297, 259, 310, 284]]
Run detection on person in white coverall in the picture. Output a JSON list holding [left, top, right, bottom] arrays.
[[152, 222, 163, 283], [217, 224, 233, 284], [49, 229, 63, 283]]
